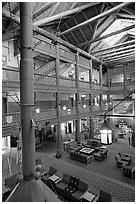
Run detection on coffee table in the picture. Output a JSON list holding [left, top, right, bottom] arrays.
[[81, 191, 98, 202], [48, 174, 61, 184], [79, 147, 94, 156]]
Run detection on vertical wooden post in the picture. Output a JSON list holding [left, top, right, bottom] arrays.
[[107, 67, 110, 87], [89, 59, 94, 139], [20, 2, 35, 179], [75, 51, 81, 144], [123, 63, 127, 98], [99, 64, 103, 111], [55, 43, 62, 158]]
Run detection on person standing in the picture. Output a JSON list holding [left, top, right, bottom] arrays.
[[128, 127, 132, 147], [16, 126, 22, 164]]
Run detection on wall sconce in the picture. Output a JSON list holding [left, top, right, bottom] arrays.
[[68, 109, 71, 114], [36, 108, 40, 114], [83, 104, 86, 108], [6, 116, 13, 124], [63, 106, 67, 110]]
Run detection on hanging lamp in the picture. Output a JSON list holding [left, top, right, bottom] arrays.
[[100, 118, 112, 144]]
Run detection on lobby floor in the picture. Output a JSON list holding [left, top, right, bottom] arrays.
[[2, 134, 135, 202]]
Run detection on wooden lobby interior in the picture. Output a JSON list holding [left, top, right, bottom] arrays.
[[2, 2, 135, 202]]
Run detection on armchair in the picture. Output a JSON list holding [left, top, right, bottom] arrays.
[[71, 180, 88, 202], [122, 163, 135, 179], [115, 156, 129, 168], [42, 166, 57, 184], [55, 173, 71, 197], [98, 190, 112, 202]]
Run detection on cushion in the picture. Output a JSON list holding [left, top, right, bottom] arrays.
[[72, 190, 85, 201], [78, 180, 88, 192], [62, 173, 71, 184], [49, 167, 57, 176], [56, 182, 68, 191]]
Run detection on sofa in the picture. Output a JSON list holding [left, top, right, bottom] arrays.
[[84, 139, 101, 149], [69, 150, 93, 164]]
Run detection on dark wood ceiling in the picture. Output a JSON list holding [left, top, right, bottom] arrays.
[[2, 2, 135, 71]]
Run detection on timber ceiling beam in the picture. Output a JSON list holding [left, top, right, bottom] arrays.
[[92, 3, 105, 39], [70, 2, 78, 10], [104, 52, 135, 62], [80, 24, 135, 47], [48, 2, 60, 17], [2, 2, 7, 8], [73, 18, 87, 43], [116, 13, 135, 20], [65, 23, 80, 46], [2, 8, 20, 24], [90, 39, 135, 54], [100, 48, 135, 60], [12, 3, 20, 14], [96, 44, 135, 57], [33, 2, 56, 19], [58, 2, 132, 37], [2, 28, 20, 41], [2, 5, 103, 64], [33, 2, 99, 27], [107, 57, 135, 66]]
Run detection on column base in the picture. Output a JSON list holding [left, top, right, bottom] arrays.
[[56, 149, 63, 158]]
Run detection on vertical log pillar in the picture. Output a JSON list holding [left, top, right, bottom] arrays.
[[123, 63, 127, 98], [75, 51, 81, 145], [89, 59, 94, 139], [107, 67, 110, 87], [55, 43, 62, 158], [99, 64, 103, 111], [20, 2, 35, 179]]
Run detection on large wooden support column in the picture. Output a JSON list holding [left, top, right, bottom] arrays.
[[20, 2, 35, 179], [75, 51, 81, 144], [99, 64, 103, 111], [89, 59, 94, 139], [123, 63, 127, 98], [55, 43, 62, 158], [107, 68, 111, 105]]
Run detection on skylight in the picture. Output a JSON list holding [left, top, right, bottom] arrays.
[[100, 19, 135, 46]]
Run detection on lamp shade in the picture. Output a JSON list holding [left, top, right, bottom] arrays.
[[100, 119, 112, 131]]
